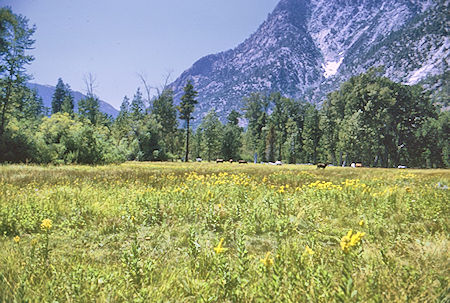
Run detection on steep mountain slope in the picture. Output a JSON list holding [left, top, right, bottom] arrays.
[[170, 0, 448, 122], [28, 83, 119, 118]]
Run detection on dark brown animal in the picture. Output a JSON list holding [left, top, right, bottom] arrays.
[[317, 163, 327, 169], [216, 159, 224, 163], [238, 160, 248, 164]]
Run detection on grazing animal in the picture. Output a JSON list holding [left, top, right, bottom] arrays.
[[238, 160, 248, 164], [317, 163, 327, 169], [216, 159, 224, 163], [229, 159, 233, 163], [355, 163, 363, 168]]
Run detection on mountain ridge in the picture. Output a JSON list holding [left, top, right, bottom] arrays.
[[170, 0, 449, 123]]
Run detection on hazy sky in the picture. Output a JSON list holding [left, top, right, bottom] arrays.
[[4, 0, 279, 109]]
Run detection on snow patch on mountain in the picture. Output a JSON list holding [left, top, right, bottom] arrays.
[[322, 57, 344, 78]]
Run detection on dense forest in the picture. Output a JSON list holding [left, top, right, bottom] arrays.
[[1, 8, 448, 167]]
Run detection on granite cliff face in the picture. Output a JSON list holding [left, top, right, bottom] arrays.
[[170, 0, 449, 122]]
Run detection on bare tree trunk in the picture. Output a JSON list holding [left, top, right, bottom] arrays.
[[185, 119, 190, 162], [0, 72, 14, 136], [278, 141, 283, 161]]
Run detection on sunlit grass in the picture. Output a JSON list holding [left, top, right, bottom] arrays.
[[0, 162, 448, 302]]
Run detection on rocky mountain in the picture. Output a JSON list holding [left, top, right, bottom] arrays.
[[28, 83, 119, 118], [170, 0, 449, 122]]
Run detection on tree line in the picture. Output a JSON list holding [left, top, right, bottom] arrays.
[[1, 8, 448, 167]]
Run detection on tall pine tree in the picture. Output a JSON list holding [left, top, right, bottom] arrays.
[[177, 80, 198, 162], [51, 78, 66, 114]]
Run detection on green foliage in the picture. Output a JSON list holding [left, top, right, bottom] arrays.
[[36, 113, 124, 164], [78, 95, 100, 125], [0, 7, 35, 136], [243, 93, 269, 160], [61, 91, 74, 116], [270, 93, 290, 161], [322, 68, 442, 167], [302, 104, 321, 163], [199, 109, 223, 161], [0, 119, 39, 163], [51, 78, 73, 114], [152, 89, 178, 156], [130, 88, 145, 120], [135, 115, 166, 161]]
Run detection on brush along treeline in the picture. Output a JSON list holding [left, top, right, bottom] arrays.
[[0, 163, 448, 302]]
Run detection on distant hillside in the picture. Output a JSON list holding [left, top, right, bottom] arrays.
[[28, 83, 119, 118]]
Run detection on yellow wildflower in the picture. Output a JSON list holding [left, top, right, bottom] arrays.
[[340, 229, 365, 253], [13, 236, 20, 243], [340, 230, 352, 252], [260, 252, 274, 267], [303, 245, 314, 256], [214, 238, 227, 254], [359, 220, 364, 227], [40, 219, 52, 231]]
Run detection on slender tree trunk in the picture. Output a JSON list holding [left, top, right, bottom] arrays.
[[278, 141, 283, 161], [0, 78, 13, 136], [185, 119, 190, 162]]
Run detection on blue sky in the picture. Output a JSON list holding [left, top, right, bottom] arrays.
[[4, 0, 279, 109]]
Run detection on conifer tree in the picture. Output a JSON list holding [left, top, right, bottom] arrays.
[[130, 88, 145, 120], [51, 78, 66, 114], [243, 93, 269, 162], [0, 7, 35, 135], [302, 105, 321, 164], [153, 88, 178, 155], [61, 95, 74, 116], [200, 109, 222, 161], [222, 110, 242, 160], [78, 95, 100, 124], [177, 80, 198, 162]]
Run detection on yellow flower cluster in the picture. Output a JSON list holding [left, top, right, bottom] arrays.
[[13, 236, 20, 243], [214, 238, 227, 254], [371, 185, 399, 197], [303, 245, 314, 256], [277, 184, 289, 193], [341, 179, 369, 192], [307, 180, 342, 191], [340, 230, 365, 253], [185, 172, 253, 187], [397, 173, 417, 180], [260, 252, 274, 267], [40, 218, 52, 231]]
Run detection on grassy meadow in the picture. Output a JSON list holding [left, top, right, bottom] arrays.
[[0, 162, 448, 302]]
